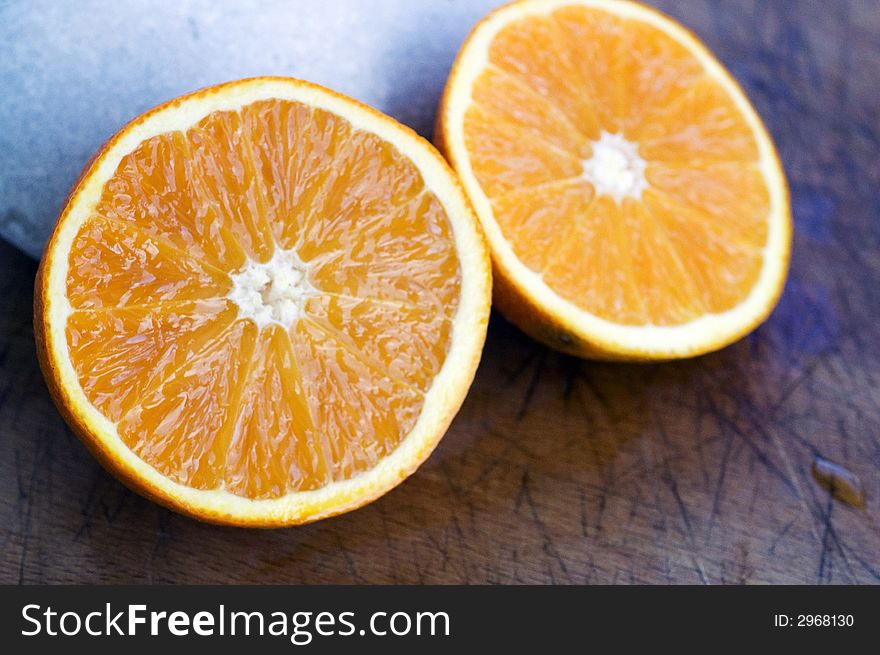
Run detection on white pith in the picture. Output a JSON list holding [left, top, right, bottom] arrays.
[[582, 131, 647, 203], [443, 0, 790, 357], [228, 248, 314, 329], [42, 78, 491, 524]]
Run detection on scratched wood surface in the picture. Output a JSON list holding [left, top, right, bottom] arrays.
[[2, 0, 879, 584]]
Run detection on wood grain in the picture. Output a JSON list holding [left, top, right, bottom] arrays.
[[1, 0, 879, 584]]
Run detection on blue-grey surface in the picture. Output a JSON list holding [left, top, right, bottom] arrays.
[[0, 0, 501, 258]]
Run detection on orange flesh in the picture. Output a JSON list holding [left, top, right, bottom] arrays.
[[65, 100, 461, 499], [464, 6, 769, 325]]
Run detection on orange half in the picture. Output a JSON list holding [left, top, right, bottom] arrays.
[[437, 0, 791, 359], [36, 77, 491, 526]]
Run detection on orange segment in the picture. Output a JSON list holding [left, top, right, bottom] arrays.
[[36, 77, 491, 525], [188, 110, 276, 262], [471, 68, 591, 157], [439, 0, 790, 359], [241, 99, 324, 249], [645, 161, 770, 248], [492, 179, 595, 273], [643, 190, 763, 313], [67, 216, 231, 309], [119, 320, 257, 490], [227, 326, 325, 498], [295, 130, 425, 262], [310, 192, 461, 312], [66, 299, 238, 422], [273, 108, 355, 250], [304, 294, 452, 392], [619, 199, 704, 325], [551, 5, 630, 133], [96, 132, 246, 272], [617, 17, 706, 134], [542, 196, 645, 324], [290, 320, 423, 483], [464, 104, 583, 197], [637, 77, 760, 161], [489, 13, 601, 139]]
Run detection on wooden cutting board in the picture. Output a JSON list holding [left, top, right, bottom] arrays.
[[1, 0, 878, 584]]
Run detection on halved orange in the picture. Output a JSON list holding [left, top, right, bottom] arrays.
[[35, 77, 491, 526], [437, 0, 791, 359]]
